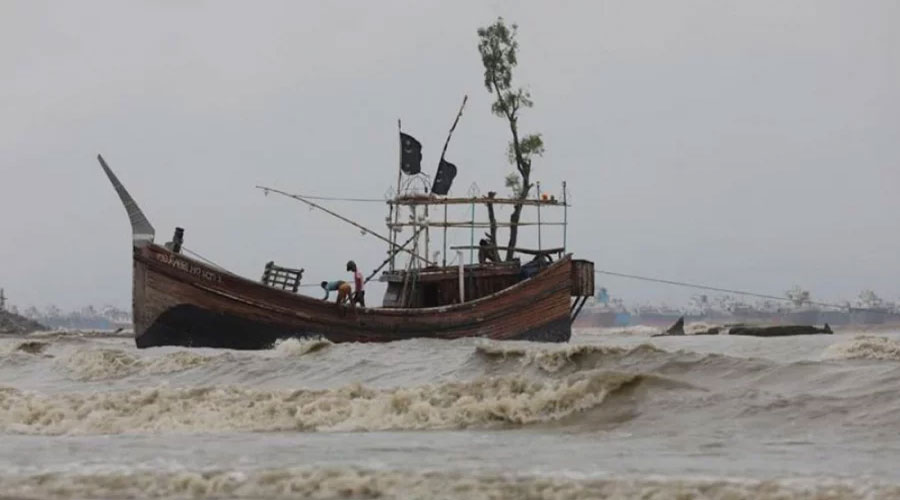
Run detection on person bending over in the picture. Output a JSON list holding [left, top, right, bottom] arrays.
[[321, 280, 352, 305]]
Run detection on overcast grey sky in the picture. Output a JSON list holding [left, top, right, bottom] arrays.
[[1, 0, 898, 310]]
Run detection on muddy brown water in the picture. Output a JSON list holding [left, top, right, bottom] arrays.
[[2, 326, 900, 499]]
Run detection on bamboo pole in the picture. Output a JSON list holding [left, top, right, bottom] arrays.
[[442, 204, 448, 267], [392, 119, 403, 271], [536, 181, 542, 254], [469, 201, 475, 265], [562, 181, 568, 252]]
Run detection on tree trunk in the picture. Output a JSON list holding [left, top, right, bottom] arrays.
[[504, 119, 531, 261], [504, 190, 529, 261], [487, 77, 532, 262], [485, 192, 501, 262]]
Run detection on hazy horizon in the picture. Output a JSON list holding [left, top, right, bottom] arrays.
[[2, 1, 898, 310]]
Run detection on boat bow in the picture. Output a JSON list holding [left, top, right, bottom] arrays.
[[97, 154, 155, 245]]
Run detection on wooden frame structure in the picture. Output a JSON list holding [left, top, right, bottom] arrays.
[[384, 183, 570, 273]]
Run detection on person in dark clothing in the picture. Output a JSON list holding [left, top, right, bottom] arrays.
[[478, 234, 500, 264]]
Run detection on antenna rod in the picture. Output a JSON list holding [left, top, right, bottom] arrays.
[[257, 185, 433, 266]]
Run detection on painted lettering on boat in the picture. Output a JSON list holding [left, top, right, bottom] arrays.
[[156, 253, 223, 283]]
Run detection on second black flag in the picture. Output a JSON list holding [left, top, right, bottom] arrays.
[[431, 158, 457, 195]]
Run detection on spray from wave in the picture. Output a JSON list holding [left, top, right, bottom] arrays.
[[823, 335, 900, 361], [0, 466, 893, 500], [0, 369, 655, 435], [270, 337, 333, 357]]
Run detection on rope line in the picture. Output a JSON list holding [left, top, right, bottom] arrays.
[[595, 269, 893, 314], [274, 194, 386, 203], [182, 247, 225, 271], [182, 245, 892, 315]]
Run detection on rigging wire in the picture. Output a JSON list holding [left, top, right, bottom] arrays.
[[594, 269, 891, 313], [268, 193, 386, 203], [184, 246, 326, 289], [181, 247, 225, 271], [257, 186, 434, 266], [182, 244, 890, 314]]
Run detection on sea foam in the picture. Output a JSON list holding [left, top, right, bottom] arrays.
[[0, 369, 649, 435], [823, 335, 900, 361], [0, 466, 892, 500]]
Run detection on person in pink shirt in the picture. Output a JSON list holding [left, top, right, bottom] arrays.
[[346, 260, 365, 307]]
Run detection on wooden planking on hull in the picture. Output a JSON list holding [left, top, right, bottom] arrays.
[[134, 244, 575, 349]]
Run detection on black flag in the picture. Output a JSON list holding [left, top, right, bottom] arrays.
[[400, 132, 422, 175], [431, 158, 457, 195]]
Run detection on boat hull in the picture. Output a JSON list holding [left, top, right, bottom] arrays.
[[133, 244, 576, 349]]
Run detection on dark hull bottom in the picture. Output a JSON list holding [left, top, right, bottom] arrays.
[[136, 305, 571, 349]]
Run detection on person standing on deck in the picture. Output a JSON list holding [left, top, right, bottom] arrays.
[[346, 260, 365, 307], [321, 280, 351, 305]]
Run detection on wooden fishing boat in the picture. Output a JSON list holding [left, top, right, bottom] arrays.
[[98, 154, 594, 349]]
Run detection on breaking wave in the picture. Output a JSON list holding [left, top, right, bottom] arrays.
[[823, 335, 900, 361], [59, 348, 222, 381], [475, 342, 666, 373], [42, 337, 330, 381], [0, 370, 655, 435], [0, 466, 893, 500]]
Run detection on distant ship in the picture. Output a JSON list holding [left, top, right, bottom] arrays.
[[631, 306, 684, 327], [573, 288, 631, 327]]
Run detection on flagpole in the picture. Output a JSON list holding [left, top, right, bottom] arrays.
[[396, 119, 403, 198], [439, 95, 468, 163]]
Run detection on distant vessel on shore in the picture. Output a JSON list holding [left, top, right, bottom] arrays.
[[574, 289, 899, 328]]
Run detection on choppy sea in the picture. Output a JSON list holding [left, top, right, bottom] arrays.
[[2, 326, 900, 499]]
